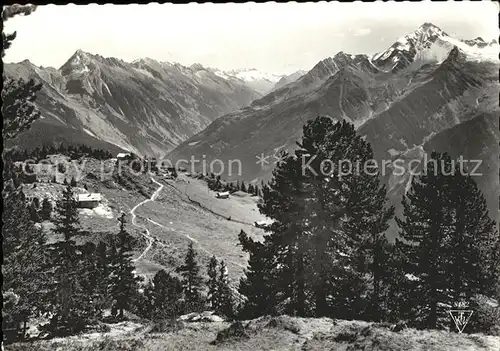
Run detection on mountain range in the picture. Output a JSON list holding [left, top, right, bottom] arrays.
[[168, 23, 499, 228], [5, 23, 499, 227], [4, 51, 261, 156]]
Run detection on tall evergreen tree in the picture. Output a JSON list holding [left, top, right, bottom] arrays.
[[95, 240, 111, 311], [46, 184, 89, 334], [2, 188, 48, 341], [150, 269, 184, 320], [207, 256, 219, 311], [238, 230, 278, 318], [245, 117, 393, 319], [396, 152, 498, 330], [217, 260, 235, 318], [2, 5, 42, 140], [177, 242, 204, 312], [79, 242, 103, 322], [109, 213, 140, 320], [40, 198, 53, 221]]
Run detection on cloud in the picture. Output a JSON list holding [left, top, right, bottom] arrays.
[[352, 28, 372, 36]]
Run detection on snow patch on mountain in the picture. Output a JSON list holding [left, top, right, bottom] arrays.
[[373, 22, 499, 71], [228, 68, 283, 83]]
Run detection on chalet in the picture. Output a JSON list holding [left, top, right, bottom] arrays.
[[254, 220, 268, 229], [216, 191, 230, 199], [76, 193, 101, 209], [116, 152, 132, 161]]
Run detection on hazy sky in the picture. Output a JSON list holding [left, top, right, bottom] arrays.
[[4, 2, 498, 74]]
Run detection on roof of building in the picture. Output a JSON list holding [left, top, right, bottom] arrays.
[[77, 193, 102, 202], [117, 152, 131, 158], [216, 191, 230, 197]]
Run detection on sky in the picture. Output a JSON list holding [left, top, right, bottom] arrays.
[[4, 2, 499, 74]]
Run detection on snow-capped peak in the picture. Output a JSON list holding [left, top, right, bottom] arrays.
[[59, 49, 94, 76], [372, 23, 499, 71], [227, 68, 283, 83]]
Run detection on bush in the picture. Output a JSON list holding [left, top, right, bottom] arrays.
[[467, 296, 500, 335]]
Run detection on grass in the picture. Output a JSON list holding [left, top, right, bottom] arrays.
[[133, 173, 268, 281], [7, 316, 499, 351]]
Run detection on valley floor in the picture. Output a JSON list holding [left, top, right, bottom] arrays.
[[6, 315, 500, 351]]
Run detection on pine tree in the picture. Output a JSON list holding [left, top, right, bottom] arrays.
[[40, 198, 53, 221], [396, 152, 498, 330], [257, 150, 309, 316], [217, 260, 234, 318], [109, 213, 140, 320], [79, 242, 103, 322], [150, 269, 184, 320], [207, 256, 219, 311], [240, 181, 247, 193], [46, 184, 88, 334], [241, 117, 394, 319], [177, 242, 204, 312], [2, 6, 42, 140], [70, 176, 77, 187], [238, 230, 278, 318], [28, 201, 40, 223], [2, 188, 48, 341], [95, 240, 111, 311]]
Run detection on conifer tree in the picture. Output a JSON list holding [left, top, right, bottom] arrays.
[[109, 213, 140, 319], [40, 198, 53, 221], [2, 5, 42, 141], [95, 240, 111, 310], [207, 256, 219, 311], [28, 201, 40, 223], [46, 184, 88, 334], [396, 152, 498, 330], [3, 188, 48, 341], [150, 269, 184, 319], [79, 242, 103, 321], [217, 260, 234, 318], [238, 230, 278, 318], [177, 242, 204, 312], [240, 117, 394, 319], [257, 151, 309, 316], [70, 176, 77, 187], [240, 181, 247, 193]]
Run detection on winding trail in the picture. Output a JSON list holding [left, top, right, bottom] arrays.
[[128, 176, 246, 301], [131, 177, 164, 262]]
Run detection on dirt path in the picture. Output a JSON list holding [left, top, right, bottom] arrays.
[[131, 177, 164, 262]]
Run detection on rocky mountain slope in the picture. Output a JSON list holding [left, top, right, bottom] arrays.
[[271, 70, 307, 92], [169, 23, 499, 225], [4, 51, 260, 156]]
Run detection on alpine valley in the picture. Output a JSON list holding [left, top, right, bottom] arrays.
[[5, 23, 499, 227], [169, 23, 500, 229]]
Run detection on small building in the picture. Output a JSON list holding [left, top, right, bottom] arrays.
[[254, 220, 268, 229], [76, 193, 101, 209], [116, 152, 132, 160], [216, 191, 230, 199]]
